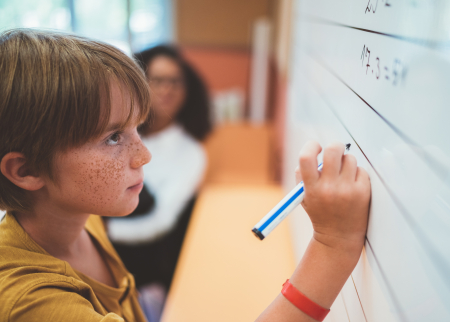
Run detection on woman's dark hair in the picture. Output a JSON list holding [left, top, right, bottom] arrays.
[[134, 45, 212, 141]]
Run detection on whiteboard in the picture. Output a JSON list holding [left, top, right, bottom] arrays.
[[284, 1, 450, 321]]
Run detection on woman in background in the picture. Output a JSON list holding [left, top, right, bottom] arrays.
[[106, 45, 212, 321]]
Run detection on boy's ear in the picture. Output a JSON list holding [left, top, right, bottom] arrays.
[[1, 152, 45, 191]]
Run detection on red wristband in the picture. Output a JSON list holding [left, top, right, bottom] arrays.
[[281, 279, 330, 321]]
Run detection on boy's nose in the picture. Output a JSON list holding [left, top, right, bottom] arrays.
[[131, 140, 151, 169]]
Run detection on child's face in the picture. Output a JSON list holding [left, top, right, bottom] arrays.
[[44, 82, 151, 217]]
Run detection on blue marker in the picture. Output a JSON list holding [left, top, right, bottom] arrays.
[[252, 143, 351, 240], [252, 163, 323, 240]]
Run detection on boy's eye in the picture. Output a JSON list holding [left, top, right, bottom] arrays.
[[106, 131, 122, 145]]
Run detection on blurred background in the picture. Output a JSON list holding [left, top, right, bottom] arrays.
[[0, 0, 174, 54], [0, 0, 292, 177]]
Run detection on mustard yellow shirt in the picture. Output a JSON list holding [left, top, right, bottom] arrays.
[[0, 213, 147, 322]]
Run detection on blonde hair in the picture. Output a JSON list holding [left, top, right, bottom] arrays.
[[0, 29, 151, 212]]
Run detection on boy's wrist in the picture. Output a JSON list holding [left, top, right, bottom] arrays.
[[288, 235, 364, 311], [312, 231, 365, 260]]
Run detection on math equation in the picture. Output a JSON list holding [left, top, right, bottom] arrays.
[[365, 0, 392, 13], [360, 45, 407, 86]]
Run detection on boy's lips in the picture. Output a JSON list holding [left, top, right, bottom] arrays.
[[127, 181, 144, 192]]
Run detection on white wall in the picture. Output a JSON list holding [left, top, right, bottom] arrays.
[[284, 1, 450, 321]]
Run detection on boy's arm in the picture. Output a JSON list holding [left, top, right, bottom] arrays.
[[9, 280, 125, 322], [256, 141, 371, 321]]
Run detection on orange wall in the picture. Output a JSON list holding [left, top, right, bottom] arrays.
[[270, 0, 294, 181], [176, 0, 273, 48], [271, 72, 288, 181], [181, 46, 251, 100]]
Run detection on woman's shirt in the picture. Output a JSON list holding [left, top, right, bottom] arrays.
[[107, 123, 207, 244], [0, 213, 146, 322]]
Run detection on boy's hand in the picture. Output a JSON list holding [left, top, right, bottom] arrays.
[[257, 141, 371, 321], [295, 141, 371, 254]]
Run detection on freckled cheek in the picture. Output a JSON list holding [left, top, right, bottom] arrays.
[[79, 159, 128, 207]]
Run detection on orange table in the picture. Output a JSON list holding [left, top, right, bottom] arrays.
[[161, 183, 296, 322]]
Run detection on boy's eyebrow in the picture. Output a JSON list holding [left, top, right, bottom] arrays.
[[105, 122, 125, 133]]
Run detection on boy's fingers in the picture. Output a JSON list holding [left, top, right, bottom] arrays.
[[295, 166, 302, 184], [356, 167, 371, 196], [356, 167, 371, 190], [298, 141, 322, 185], [321, 142, 345, 179], [341, 154, 357, 181]]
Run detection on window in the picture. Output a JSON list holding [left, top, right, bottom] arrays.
[[0, 0, 173, 55]]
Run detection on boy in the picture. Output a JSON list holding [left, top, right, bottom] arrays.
[[0, 29, 370, 322], [0, 29, 151, 321]]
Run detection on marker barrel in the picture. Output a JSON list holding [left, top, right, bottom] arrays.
[[252, 182, 304, 240], [252, 163, 323, 240]]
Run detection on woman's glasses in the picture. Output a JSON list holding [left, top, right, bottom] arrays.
[[149, 77, 185, 89]]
